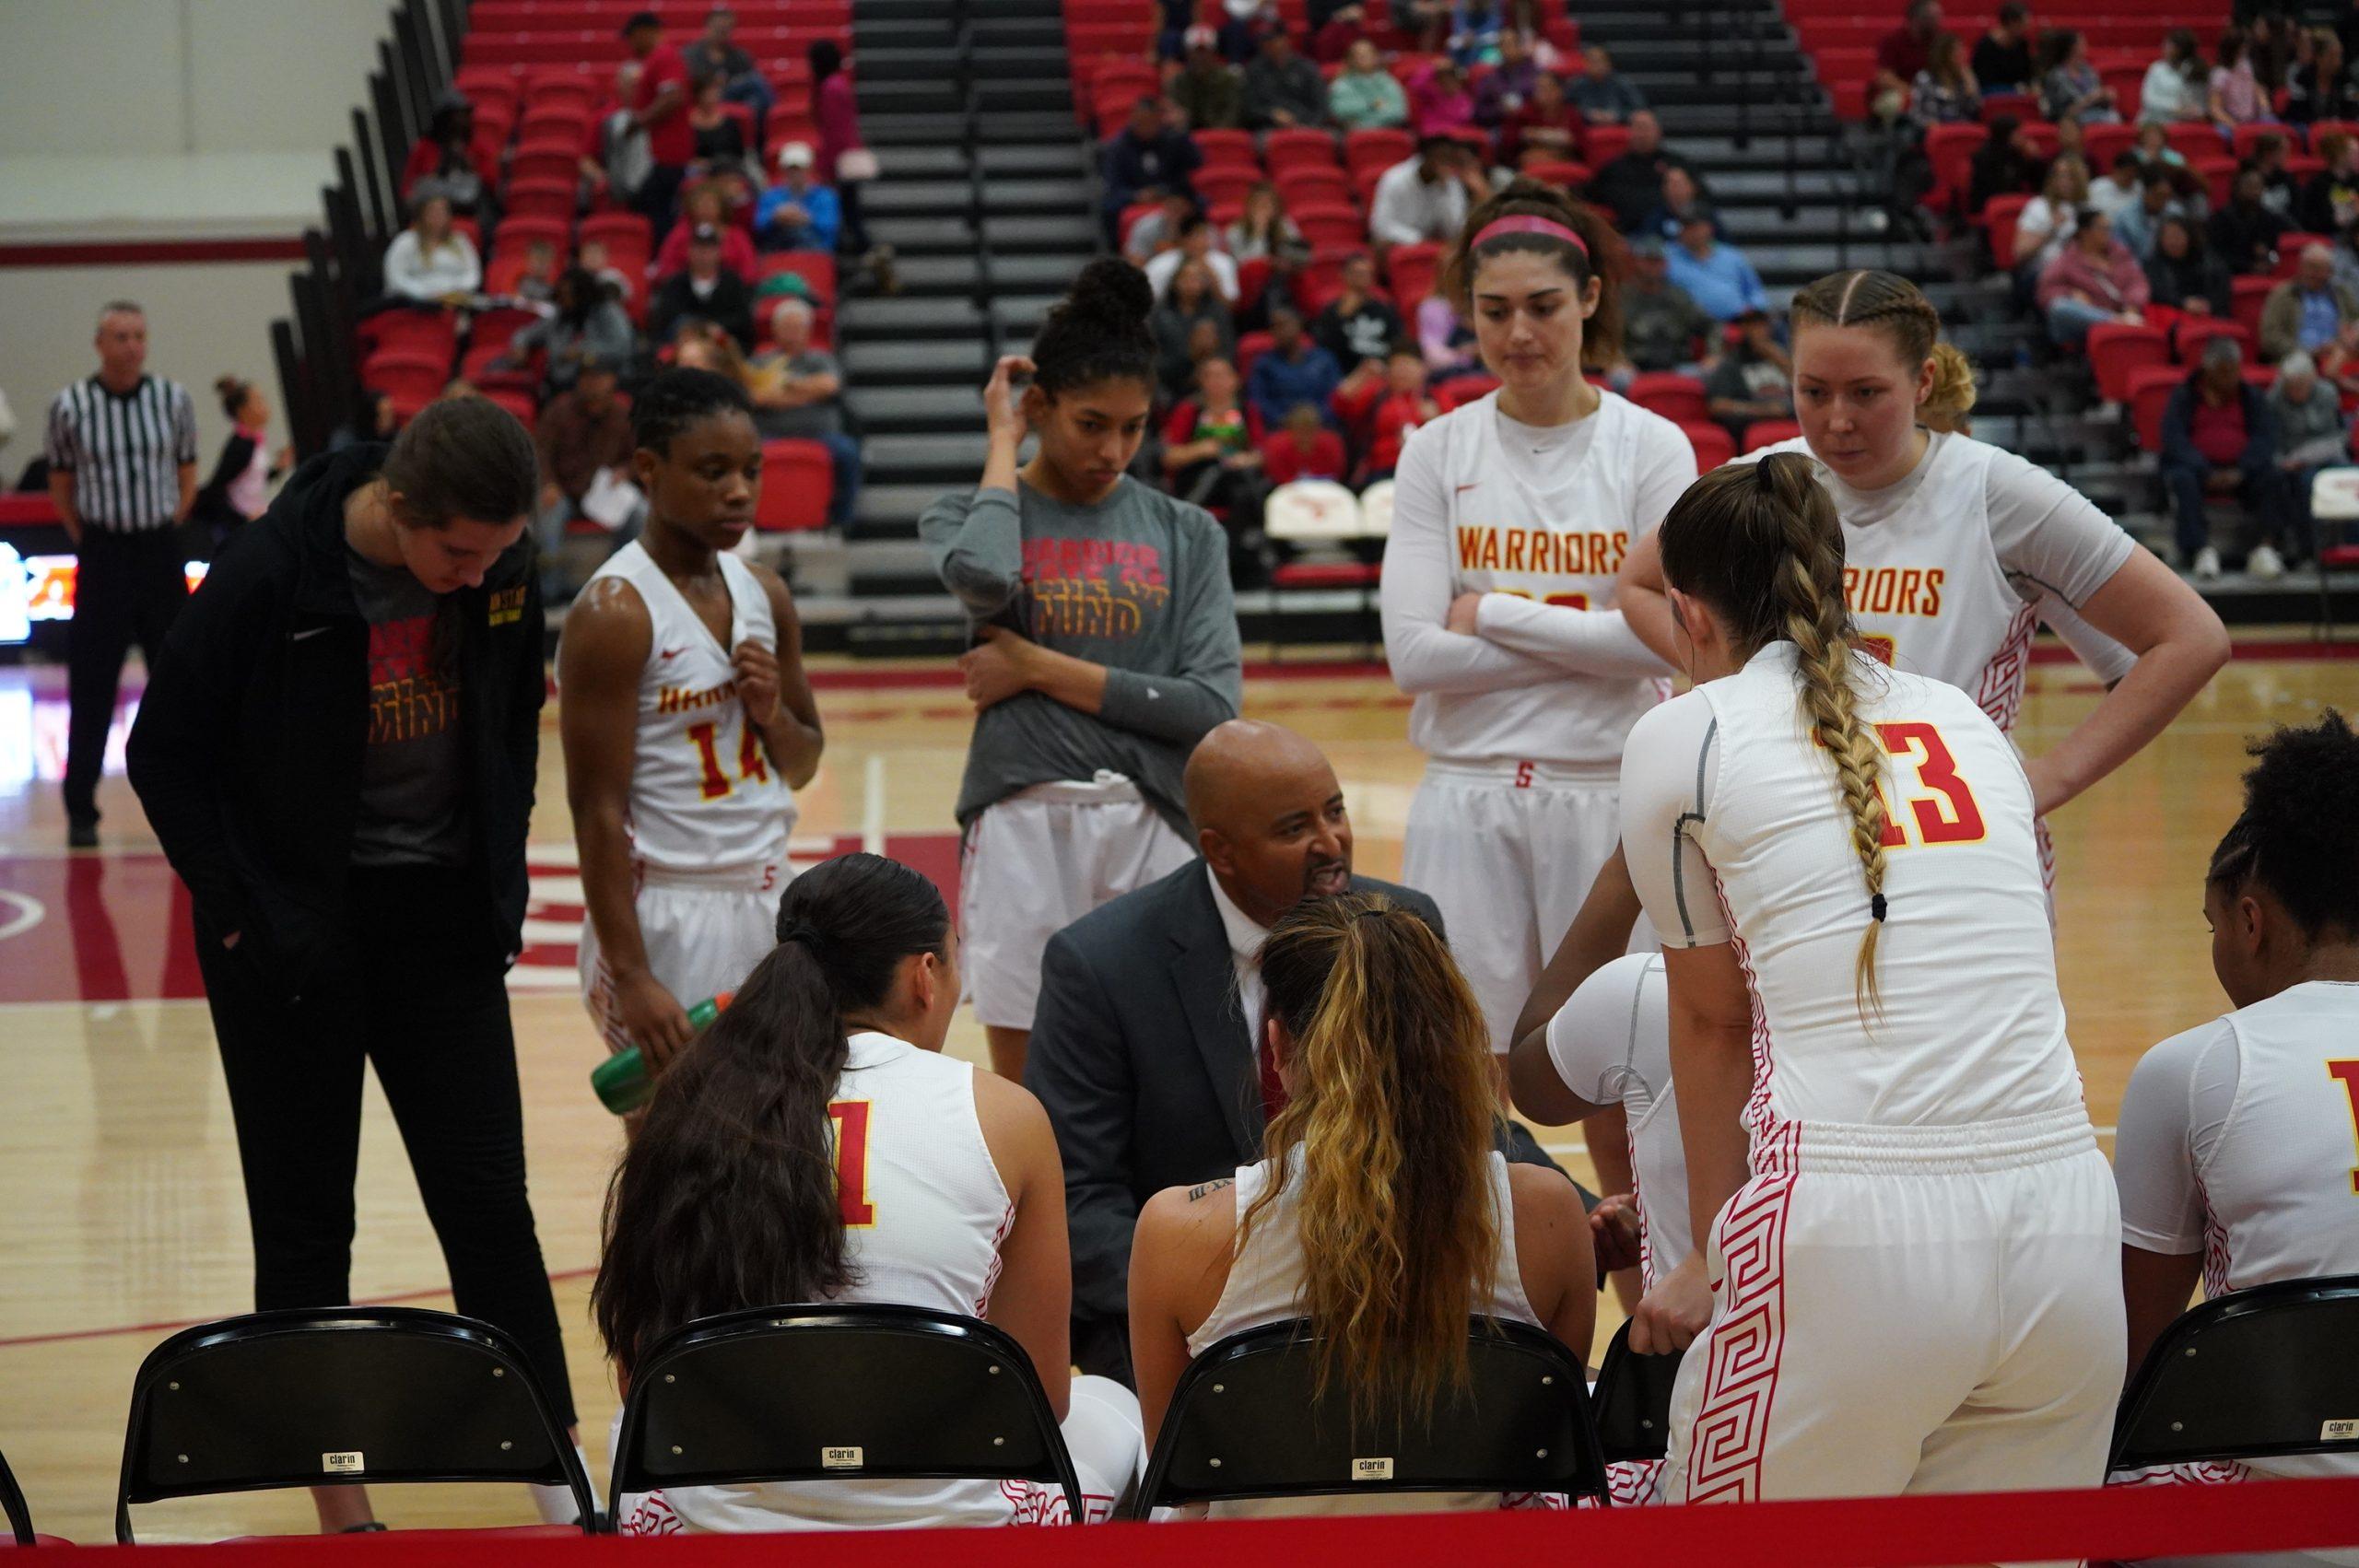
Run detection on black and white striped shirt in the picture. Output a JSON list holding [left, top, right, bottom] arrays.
[[42, 376, 199, 532]]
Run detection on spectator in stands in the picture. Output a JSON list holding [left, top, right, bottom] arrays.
[[2210, 29, 2270, 131], [1665, 207, 1768, 322], [2140, 29, 2209, 125], [1310, 1, 1369, 64], [1641, 165, 1721, 243], [1244, 24, 1329, 129], [1446, 0, 1507, 68], [1473, 28, 1546, 127], [1416, 289, 1482, 376], [623, 9, 695, 228], [1247, 306, 1343, 428], [2210, 166, 2292, 275], [1145, 216, 1240, 303], [1567, 43, 1647, 125], [2247, 14, 2298, 99], [651, 226, 756, 351], [1910, 34, 1982, 127], [2306, 134, 2359, 236], [1226, 181, 1308, 268], [2264, 350, 2341, 570], [2288, 27, 2358, 124], [1366, 348, 1438, 478], [2039, 29, 2120, 125], [503, 267, 638, 396], [1704, 309, 1795, 440], [1370, 136, 1487, 250], [586, 62, 652, 214], [1592, 110, 1708, 231], [2088, 150, 2145, 220], [2146, 214, 2234, 317], [577, 239, 635, 305], [1618, 235, 1716, 374], [2132, 120, 2187, 170], [400, 93, 487, 216], [1262, 402, 1348, 484], [1171, 27, 1245, 131], [808, 39, 883, 277], [1969, 2, 2035, 96], [511, 240, 561, 306], [2251, 134, 2302, 220], [683, 6, 772, 120], [382, 194, 481, 304], [749, 298, 860, 533], [655, 179, 757, 281], [1410, 59, 1479, 139], [685, 71, 759, 188], [2013, 155, 2088, 276], [2161, 335, 2287, 579], [1101, 96, 1202, 249], [1872, 0, 1950, 115], [1501, 70, 1583, 170], [2036, 208, 2149, 346], [1152, 256, 1238, 397], [1313, 252, 1405, 369], [1966, 113, 2047, 213], [2261, 244, 2359, 362], [531, 355, 638, 600], [1161, 357, 1268, 573], [1125, 193, 1194, 266], [1329, 37, 1409, 130], [2115, 166, 2188, 262], [755, 143, 842, 255]]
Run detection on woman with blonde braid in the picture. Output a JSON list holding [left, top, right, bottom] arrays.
[[1129, 894, 1596, 1516], [1618, 455, 2121, 1502]]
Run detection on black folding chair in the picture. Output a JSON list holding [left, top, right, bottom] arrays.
[[2112, 1273, 2359, 1474], [1129, 1316, 1609, 1518], [2, 1442, 65, 1547], [1590, 1320, 1684, 1466], [115, 1306, 595, 1543], [604, 1304, 1085, 1530]]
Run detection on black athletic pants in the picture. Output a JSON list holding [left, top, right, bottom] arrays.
[[194, 864, 576, 1426], [65, 528, 186, 826]]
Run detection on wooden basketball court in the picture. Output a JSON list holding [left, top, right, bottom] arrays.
[[0, 639, 2345, 1540]]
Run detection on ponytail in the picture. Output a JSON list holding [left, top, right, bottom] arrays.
[[1658, 455, 1892, 1016], [1923, 342, 1979, 424], [1247, 895, 1501, 1422]]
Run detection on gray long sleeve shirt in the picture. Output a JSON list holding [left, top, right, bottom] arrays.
[[920, 477, 1243, 834]]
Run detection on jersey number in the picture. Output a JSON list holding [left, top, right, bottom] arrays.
[[829, 1099, 877, 1227], [1870, 721, 1988, 848], [2330, 1061, 2359, 1196], [1858, 634, 1897, 667], [685, 720, 771, 801]]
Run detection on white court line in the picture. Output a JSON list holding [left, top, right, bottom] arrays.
[[0, 890, 44, 942], [862, 754, 886, 856]]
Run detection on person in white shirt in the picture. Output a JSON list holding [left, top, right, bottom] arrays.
[[2088, 149, 2147, 220], [2110, 710, 2359, 1551], [599, 852, 1142, 1532], [1129, 893, 1597, 1516], [1619, 455, 2122, 1503], [1379, 178, 1692, 1052], [1142, 214, 1240, 304], [381, 193, 482, 303], [2139, 29, 2210, 124], [1617, 268, 2227, 895], [1368, 135, 1489, 251]]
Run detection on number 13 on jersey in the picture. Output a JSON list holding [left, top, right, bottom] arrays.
[[1870, 721, 1988, 849]]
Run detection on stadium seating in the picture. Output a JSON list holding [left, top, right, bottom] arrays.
[[755, 439, 836, 532]]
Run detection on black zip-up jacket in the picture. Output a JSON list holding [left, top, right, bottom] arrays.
[[127, 446, 544, 1004]]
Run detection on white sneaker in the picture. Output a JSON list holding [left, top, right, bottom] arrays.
[[2247, 543, 2286, 579], [2193, 545, 2224, 579]]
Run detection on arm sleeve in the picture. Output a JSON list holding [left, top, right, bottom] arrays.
[[919, 486, 1025, 617], [201, 433, 255, 498], [1024, 932, 1143, 1323], [1544, 953, 1653, 1107], [382, 233, 422, 298], [1982, 443, 2140, 609], [1617, 694, 1729, 949], [42, 393, 74, 470], [174, 387, 199, 465], [1099, 509, 1243, 744], [1378, 423, 1569, 696], [2114, 1022, 2224, 1255]]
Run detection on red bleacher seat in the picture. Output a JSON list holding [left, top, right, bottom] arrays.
[[1627, 371, 1709, 426], [2171, 314, 2253, 366], [2165, 123, 2222, 162], [1981, 193, 2031, 270], [2274, 233, 2333, 276], [1344, 127, 1414, 181], [1742, 418, 1802, 452], [1979, 91, 2036, 123], [1680, 420, 1736, 471], [2126, 363, 2185, 451], [1581, 123, 1630, 168], [362, 350, 453, 420], [757, 251, 839, 307], [1265, 127, 1343, 173], [2233, 122, 2298, 160], [1193, 129, 1259, 170], [1384, 241, 1440, 305], [357, 308, 460, 364], [1276, 166, 1355, 209], [756, 439, 835, 530], [1434, 373, 1499, 409], [1522, 158, 1591, 192], [1194, 166, 1261, 211], [502, 178, 577, 221], [1235, 329, 1275, 379], [2102, 64, 2144, 121], [1291, 201, 1366, 248], [2230, 273, 2277, 338], [2192, 155, 2238, 209], [493, 214, 573, 254], [507, 144, 581, 187], [2086, 322, 2170, 404], [1117, 200, 1162, 249], [2083, 122, 2139, 172], [481, 386, 538, 431], [579, 210, 651, 269]]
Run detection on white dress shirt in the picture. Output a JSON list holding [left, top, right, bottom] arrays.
[[1206, 865, 1271, 1042]]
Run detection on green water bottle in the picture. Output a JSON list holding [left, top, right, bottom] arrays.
[[590, 992, 732, 1115]]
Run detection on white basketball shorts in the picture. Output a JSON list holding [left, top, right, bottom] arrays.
[[580, 860, 788, 1056], [958, 773, 1193, 1033]]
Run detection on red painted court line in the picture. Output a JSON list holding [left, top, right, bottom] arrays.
[[0, 1268, 602, 1352], [0, 238, 308, 267]]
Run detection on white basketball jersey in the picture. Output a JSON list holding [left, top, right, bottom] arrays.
[[1743, 433, 2136, 734], [1623, 645, 2088, 1156], [663, 1030, 1019, 1533], [1384, 391, 1694, 765], [578, 541, 795, 872], [1545, 953, 1687, 1288]]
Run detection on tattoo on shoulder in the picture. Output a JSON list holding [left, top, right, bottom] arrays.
[[1185, 1178, 1233, 1202]]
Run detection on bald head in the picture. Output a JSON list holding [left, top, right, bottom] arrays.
[[1187, 720, 1354, 928]]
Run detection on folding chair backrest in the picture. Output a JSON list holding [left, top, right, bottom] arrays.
[[1133, 1317, 1607, 1515], [2311, 467, 2359, 522], [116, 1307, 593, 1542], [1356, 479, 1395, 539], [2112, 1275, 2359, 1473], [1589, 1320, 1684, 1465], [607, 1305, 1080, 1526], [1262, 481, 1363, 543], [1, 1445, 33, 1546]]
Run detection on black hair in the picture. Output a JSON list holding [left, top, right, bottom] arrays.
[[1029, 256, 1156, 398], [2111, 148, 2142, 172], [2207, 709, 2359, 941], [622, 8, 660, 32], [593, 853, 951, 1375], [552, 264, 605, 326], [807, 37, 842, 80], [380, 394, 537, 530], [1999, 0, 2026, 23], [631, 366, 755, 456], [214, 374, 253, 421]]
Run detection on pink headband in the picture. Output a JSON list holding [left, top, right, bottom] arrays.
[[1472, 215, 1590, 256]]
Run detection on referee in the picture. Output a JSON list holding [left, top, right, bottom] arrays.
[[43, 300, 197, 848]]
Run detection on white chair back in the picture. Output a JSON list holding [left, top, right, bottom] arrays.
[[2311, 467, 2359, 521], [1356, 479, 1395, 539], [1262, 480, 1363, 543]]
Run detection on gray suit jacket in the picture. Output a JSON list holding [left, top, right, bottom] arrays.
[[1024, 859, 1444, 1326]]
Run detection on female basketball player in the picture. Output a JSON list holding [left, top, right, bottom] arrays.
[[1129, 894, 1597, 1515], [1620, 456, 2122, 1502], [1378, 178, 1693, 1053], [559, 369, 824, 1071], [921, 259, 1242, 1082], [597, 853, 1142, 1531], [1616, 269, 2227, 834]]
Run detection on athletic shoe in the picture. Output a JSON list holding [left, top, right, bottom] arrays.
[[2193, 544, 2223, 579], [2247, 543, 2286, 579], [67, 819, 97, 849]]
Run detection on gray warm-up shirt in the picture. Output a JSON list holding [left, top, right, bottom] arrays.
[[920, 476, 1242, 834]]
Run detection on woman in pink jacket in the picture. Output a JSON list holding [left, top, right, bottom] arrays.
[[2037, 206, 2150, 347]]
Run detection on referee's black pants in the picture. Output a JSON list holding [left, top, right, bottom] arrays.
[[193, 864, 577, 1427], [65, 527, 186, 826]]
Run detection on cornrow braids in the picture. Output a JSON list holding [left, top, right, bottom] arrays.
[[1790, 269, 1978, 422]]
